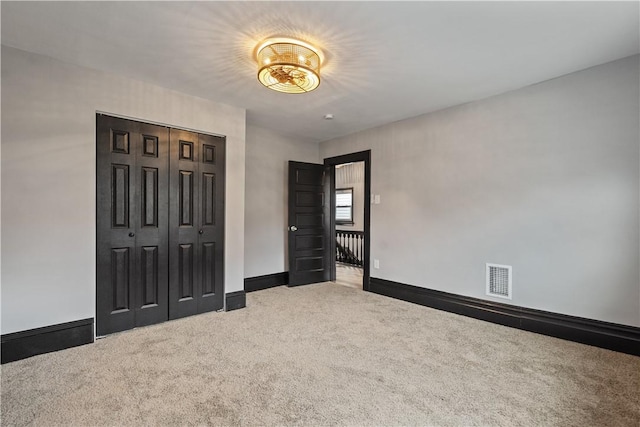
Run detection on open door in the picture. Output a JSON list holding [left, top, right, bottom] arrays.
[[288, 161, 332, 286]]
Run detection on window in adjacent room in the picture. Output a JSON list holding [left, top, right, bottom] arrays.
[[336, 188, 354, 225]]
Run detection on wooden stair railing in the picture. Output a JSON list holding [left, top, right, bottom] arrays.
[[336, 230, 364, 267]]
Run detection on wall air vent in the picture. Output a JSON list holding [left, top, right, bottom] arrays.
[[486, 263, 512, 300]]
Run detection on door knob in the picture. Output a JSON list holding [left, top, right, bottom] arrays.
[[289, 226, 298, 231], [199, 229, 204, 234], [128, 232, 135, 237]]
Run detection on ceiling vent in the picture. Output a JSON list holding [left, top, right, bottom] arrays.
[[486, 263, 512, 300]]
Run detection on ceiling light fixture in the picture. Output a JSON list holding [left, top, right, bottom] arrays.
[[255, 38, 323, 94]]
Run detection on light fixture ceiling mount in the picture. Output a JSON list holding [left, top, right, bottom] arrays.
[[255, 37, 323, 94]]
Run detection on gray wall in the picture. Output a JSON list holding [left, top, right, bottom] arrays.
[[320, 55, 640, 327], [244, 125, 319, 278], [1, 46, 247, 335], [336, 162, 365, 232]]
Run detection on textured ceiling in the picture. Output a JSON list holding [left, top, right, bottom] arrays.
[[2, 1, 638, 143]]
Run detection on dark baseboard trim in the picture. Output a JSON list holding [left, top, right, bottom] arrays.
[[1, 318, 94, 364], [244, 272, 288, 293], [369, 278, 640, 357], [225, 291, 246, 311]]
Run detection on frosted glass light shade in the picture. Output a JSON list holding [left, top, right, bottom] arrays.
[[256, 39, 322, 93]]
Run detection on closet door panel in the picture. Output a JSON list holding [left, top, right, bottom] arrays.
[[178, 243, 195, 299], [169, 129, 200, 319], [196, 133, 225, 313], [97, 117, 138, 335], [134, 121, 169, 328], [97, 115, 169, 335]]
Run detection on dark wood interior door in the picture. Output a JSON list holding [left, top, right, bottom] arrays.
[[288, 161, 331, 286], [169, 129, 225, 319], [96, 115, 169, 335]]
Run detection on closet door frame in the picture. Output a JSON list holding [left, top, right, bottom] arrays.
[[96, 113, 226, 335]]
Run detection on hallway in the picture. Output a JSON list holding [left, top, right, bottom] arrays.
[[335, 263, 363, 289]]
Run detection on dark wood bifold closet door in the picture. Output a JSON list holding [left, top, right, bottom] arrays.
[[96, 115, 169, 336], [169, 129, 225, 319]]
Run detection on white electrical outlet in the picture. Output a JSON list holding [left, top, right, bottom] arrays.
[[374, 194, 381, 204], [374, 259, 380, 269]]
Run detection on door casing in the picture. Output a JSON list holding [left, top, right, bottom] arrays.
[[324, 151, 372, 291]]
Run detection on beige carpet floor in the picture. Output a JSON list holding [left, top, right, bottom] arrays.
[[1, 283, 639, 426]]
